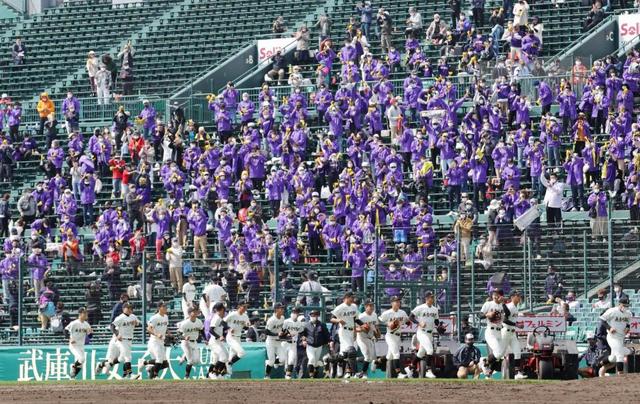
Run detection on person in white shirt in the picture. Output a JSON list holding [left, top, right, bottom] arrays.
[[181, 274, 197, 319], [281, 307, 306, 379], [296, 272, 324, 306], [331, 291, 359, 378], [378, 296, 410, 378], [207, 302, 229, 379], [165, 238, 184, 293], [177, 307, 204, 379], [539, 169, 569, 230], [200, 278, 227, 318], [410, 292, 440, 378], [141, 301, 170, 379], [264, 303, 286, 379], [97, 303, 140, 379], [599, 297, 631, 376], [66, 307, 93, 379], [224, 300, 251, 375], [592, 289, 612, 310], [356, 299, 379, 378], [479, 289, 506, 377], [502, 291, 527, 380]]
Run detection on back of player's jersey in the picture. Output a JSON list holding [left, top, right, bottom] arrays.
[[210, 314, 224, 339]]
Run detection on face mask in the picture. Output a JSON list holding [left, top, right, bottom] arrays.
[[310, 316, 318, 323], [291, 314, 298, 321]]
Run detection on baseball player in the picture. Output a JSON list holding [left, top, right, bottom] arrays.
[[200, 278, 227, 319], [502, 291, 527, 379], [224, 300, 251, 375], [207, 302, 229, 379], [409, 291, 439, 378], [177, 306, 205, 379], [356, 299, 379, 378], [282, 307, 306, 379], [301, 309, 330, 378], [378, 296, 410, 378], [96, 302, 140, 379], [599, 296, 631, 376], [140, 301, 171, 379], [182, 274, 197, 319], [479, 289, 505, 377], [65, 307, 93, 379], [264, 303, 286, 379], [330, 291, 359, 378]]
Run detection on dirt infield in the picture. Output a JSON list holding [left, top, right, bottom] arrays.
[[1, 376, 639, 403]]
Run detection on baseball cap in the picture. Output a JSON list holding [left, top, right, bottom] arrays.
[[390, 295, 401, 303], [309, 309, 320, 316], [465, 333, 475, 341], [213, 302, 225, 311], [493, 289, 504, 296], [344, 291, 354, 299], [619, 297, 630, 306], [363, 299, 374, 306], [291, 307, 302, 314], [237, 299, 248, 307], [274, 303, 285, 310], [510, 290, 522, 297], [424, 291, 434, 299]]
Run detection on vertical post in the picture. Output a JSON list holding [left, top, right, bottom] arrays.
[[274, 243, 280, 306], [470, 248, 475, 315], [582, 230, 588, 296], [522, 229, 527, 309], [141, 254, 147, 344], [527, 236, 533, 310], [373, 232, 379, 309], [608, 216, 614, 308], [17, 257, 23, 346], [455, 231, 461, 342]]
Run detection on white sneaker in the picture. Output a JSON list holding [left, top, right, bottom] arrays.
[[178, 355, 185, 365], [361, 374, 368, 379], [425, 370, 436, 379], [336, 367, 343, 378], [514, 372, 527, 380], [370, 362, 377, 372], [285, 374, 292, 380], [208, 373, 218, 380], [102, 363, 110, 375], [397, 373, 408, 379], [226, 363, 233, 376], [130, 373, 141, 380], [264, 375, 271, 380], [404, 366, 414, 378], [343, 373, 351, 379], [137, 358, 145, 371]]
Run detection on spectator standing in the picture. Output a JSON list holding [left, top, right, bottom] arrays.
[[378, 8, 393, 53], [95, 65, 112, 106], [315, 14, 332, 46], [11, 37, 26, 65], [544, 265, 563, 303], [472, 0, 486, 28], [85, 281, 102, 325], [117, 41, 135, 95], [448, 0, 461, 27], [356, 1, 374, 39], [17, 189, 36, 225], [272, 16, 287, 37], [165, 237, 185, 294], [295, 25, 311, 66], [86, 51, 99, 96], [0, 193, 10, 237], [539, 170, 567, 230], [36, 93, 54, 137], [512, 0, 529, 27], [587, 183, 608, 241], [0, 142, 14, 183]]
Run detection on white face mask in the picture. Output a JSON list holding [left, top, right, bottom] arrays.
[[291, 314, 298, 321], [310, 316, 318, 323]]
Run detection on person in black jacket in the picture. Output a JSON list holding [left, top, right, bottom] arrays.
[[0, 193, 10, 237], [0, 142, 14, 183], [454, 333, 482, 378], [301, 309, 330, 378]]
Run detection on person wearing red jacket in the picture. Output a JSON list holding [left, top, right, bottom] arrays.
[[128, 131, 144, 165], [128, 230, 147, 279], [108, 154, 126, 198]]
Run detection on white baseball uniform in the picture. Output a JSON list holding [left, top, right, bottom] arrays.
[[200, 283, 227, 318], [411, 303, 439, 357], [66, 319, 92, 364], [111, 313, 139, 362], [282, 317, 306, 366], [181, 282, 197, 319], [147, 313, 169, 363], [600, 306, 631, 362], [178, 317, 204, 366], [356, 311, 378, 362], [379, 309, 409, 360], [480, 300, 504, 359], [208, 313, 228, 363], [224, 310, 250, 359], [331, 303, 358, 354], [265, 314, 286, 366], [501, 301, 521, 360]]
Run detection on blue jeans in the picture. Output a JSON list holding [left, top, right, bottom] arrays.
[[361, 22, 371, 39], [72, 180, 81, 202], [112, 178, 122, 197], [547, 145, 560, 167], [83, 204, 94, 226], [2, 278, 14, 308], [393, 229, 408, 243]]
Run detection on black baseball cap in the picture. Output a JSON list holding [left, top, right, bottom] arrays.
[[309, 309, 320, 316], [390, 296, 401, 303], [424, 291, 434, 299], [292, 307, 302, 314], [274, 303, 284, 310], [363, 299, 374, 306], [344, 291, 354, 299], [619, 297, 630, 306]]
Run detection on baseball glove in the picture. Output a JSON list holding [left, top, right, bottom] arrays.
[[389, 319, 401, 331], [360, 323, 371, 333], [486, 310, 502, 322], [164, 334, 178, 347]]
